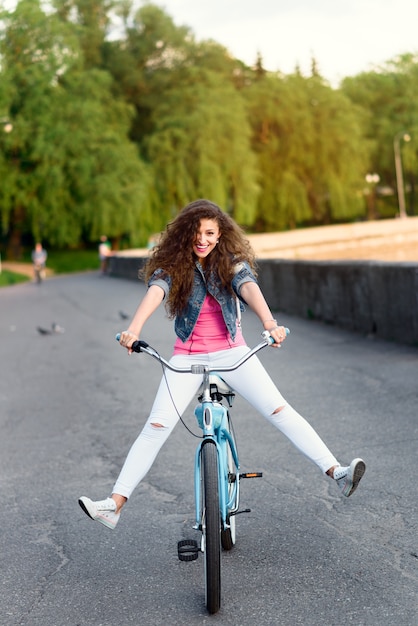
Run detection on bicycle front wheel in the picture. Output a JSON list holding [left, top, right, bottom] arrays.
[[221, 440, 236, 551], [201, 441, 221, 614], [221, 413, 237, 551]]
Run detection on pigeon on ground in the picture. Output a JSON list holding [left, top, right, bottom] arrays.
[[37, 326, 52, 335], [37, 323, 65, 335]]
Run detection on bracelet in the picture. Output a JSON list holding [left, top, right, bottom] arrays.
[[263, 319, 277, 325], [123, 330, 139, 339]]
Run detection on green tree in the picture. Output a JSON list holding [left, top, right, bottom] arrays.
[[103, 3, 259, 226], [102, 3, 193, 143], [342, 53, 418, 216], [53, 0, 114, 67], [0, 0, 150, 255], [0, 0, 79, 254], [35, 68, 151, 247], [146, 69, 258, 227], [245, 71, 369, 230]]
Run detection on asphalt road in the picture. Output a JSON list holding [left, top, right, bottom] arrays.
[[1, 272, 417, 626]]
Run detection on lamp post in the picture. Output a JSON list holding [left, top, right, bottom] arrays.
[[0, 118, 13, 274], [393, 131, 411, 219], [0, 117, 13, 133], [365, 172, 380, 220]]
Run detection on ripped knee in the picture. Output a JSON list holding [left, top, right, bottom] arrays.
[[272, 405, 285, 415], [151, 422, 166, 429]]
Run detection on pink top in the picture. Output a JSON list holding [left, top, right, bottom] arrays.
[[173, 294, 246, 354]]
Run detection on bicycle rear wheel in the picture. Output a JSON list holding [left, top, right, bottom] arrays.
[[34, 267, 42, 283], [201, 441, 221, 614]]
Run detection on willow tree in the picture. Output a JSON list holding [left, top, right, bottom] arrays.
[[103, 2, 194, 144], [145, 68, 259, 228], [53, 0, 114, 68], [34, 68, 152, 247], [245, 71, 369, 230], [103, 3, 259, 228], [342, 53, 418, 216], [0, 0, 150, 254], [0, 0, 80, 254]]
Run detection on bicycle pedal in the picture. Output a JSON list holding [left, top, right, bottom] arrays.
[[177, 539, 199, 561], [239, 472, 263, 479]]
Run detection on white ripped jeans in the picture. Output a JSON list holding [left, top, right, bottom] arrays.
[[112, 346, 338, 498]]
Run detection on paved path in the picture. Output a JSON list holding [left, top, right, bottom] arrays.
[[1, 272, 417, 625]]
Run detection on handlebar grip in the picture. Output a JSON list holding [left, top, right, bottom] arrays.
[[131, 340, 148, 352], [262, 327, 290, 344], [115, 333, 149, 353]]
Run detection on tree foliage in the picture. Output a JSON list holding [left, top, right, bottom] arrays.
[[245, 72, 368, 229], [341, 53, 418, 216], [1, 1, 418, 257], [0, 0, 149, 254], [145, 68, 258, 227]]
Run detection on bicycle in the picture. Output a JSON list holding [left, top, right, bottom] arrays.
[[33, 263, 45, 284], [117, 328, 288, 614]]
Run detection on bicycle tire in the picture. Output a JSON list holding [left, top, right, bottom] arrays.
[[221, 419, 237, 551], [201, 441, 221, 614]]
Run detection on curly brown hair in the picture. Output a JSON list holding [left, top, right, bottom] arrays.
[[144, 199, 257, 318]]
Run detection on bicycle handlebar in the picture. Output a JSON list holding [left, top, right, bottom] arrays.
[[115, 327, 289, 375]]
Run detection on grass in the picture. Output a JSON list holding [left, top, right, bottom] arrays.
[[45, 249, 99, 274], [0, 270, 30, 287]]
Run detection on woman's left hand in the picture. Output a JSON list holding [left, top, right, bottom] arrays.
[[267, 325, 287, 347]]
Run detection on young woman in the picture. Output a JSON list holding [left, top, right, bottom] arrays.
[[79, 199, 365, 529]]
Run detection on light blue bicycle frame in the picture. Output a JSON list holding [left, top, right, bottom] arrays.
[[193, 383, 240, 532]]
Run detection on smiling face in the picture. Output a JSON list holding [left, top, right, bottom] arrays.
[[192, 218, 221, 263]]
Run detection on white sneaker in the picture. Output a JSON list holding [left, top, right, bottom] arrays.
[[334, 458, 366, 497], [78, 496, 120, 530]]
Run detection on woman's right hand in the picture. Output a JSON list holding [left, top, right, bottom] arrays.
[[119, 330, 139, 354]]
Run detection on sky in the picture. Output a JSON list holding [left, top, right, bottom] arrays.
[[2, 0, 417, 86], [156, 0, 418, 86]]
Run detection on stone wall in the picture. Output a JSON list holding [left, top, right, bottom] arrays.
[[256, 259, 418, 346], [109, 255, 418, 346]]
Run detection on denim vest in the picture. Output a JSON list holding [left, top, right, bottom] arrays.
[[148, 261, 257, 342]]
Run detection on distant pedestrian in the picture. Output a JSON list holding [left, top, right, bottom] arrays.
[[98, 236, 112, 274], [31, 242, 47, 283]]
